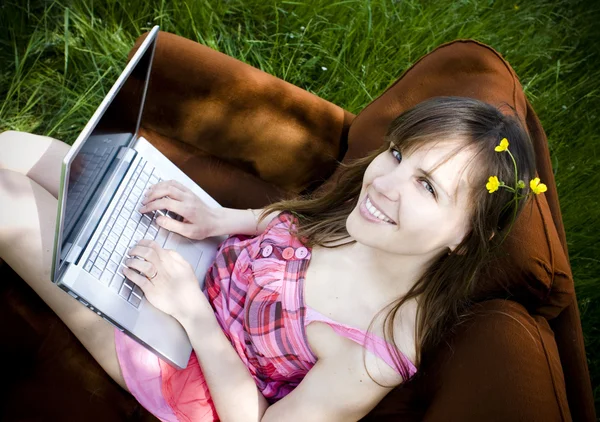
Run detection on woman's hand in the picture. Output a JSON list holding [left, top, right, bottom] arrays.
[[139, 179, 221, 240], [122, 239, 211, 321]]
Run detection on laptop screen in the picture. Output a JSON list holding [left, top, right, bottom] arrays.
[[56, 32, 156, 276]]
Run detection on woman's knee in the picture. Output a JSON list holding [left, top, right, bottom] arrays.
[[0, 131, 70, 198]]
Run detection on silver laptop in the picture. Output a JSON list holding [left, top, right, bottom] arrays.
[[51, 26, 227, 369]]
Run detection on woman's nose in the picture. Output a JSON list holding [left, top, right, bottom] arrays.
[[372, 173, 401, 202]]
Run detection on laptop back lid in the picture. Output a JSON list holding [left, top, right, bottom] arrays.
[[52, 26, 159, 282]]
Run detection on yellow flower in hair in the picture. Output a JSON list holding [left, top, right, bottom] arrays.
[[495, 138, 510, 152], [486, 176, 500, 193], [530, 177, 548, 195]]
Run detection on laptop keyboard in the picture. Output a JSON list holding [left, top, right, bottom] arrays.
[[65, 146, 116, 230], [82, 158, 178, 308]]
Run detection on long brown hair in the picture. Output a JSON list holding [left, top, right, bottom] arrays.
[[256, 96, 537, 383]]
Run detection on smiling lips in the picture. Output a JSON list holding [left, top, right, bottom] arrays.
[[363, 195, 396, 224]]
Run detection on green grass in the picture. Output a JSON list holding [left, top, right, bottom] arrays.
[[1, 0, 599, 413]]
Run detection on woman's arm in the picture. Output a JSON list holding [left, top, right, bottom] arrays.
[[177, 300, 404, 422], [212, 208, 280, 237], [178, 303, 270, 422]]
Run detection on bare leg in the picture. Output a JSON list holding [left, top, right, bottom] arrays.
[[0, 131, 129, 392], [0, 130, 69, 199]]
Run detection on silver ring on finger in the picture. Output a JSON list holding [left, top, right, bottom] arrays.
[[147, 268, 158, 280]]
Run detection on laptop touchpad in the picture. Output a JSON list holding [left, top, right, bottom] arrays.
[[173, 237, 203, 272]]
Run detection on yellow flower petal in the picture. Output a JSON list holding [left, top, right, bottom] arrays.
[[494, 138, 509, 152], [486, 176, 500, 193], [530, 177, 547, 195]]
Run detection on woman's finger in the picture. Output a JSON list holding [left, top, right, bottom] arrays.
[[164, 179, 192, 195], [123, 267, 152, 291], [139, 196, 188, 218], [124, 257, 156, 278], [142, 180, 187, 205], [128, 240, 161, 262], [154, 215, 192, 237]]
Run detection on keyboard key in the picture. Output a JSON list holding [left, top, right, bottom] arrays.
[[104, 240, 116, 253], [123, 226, 135, 239], [84, 260, 93, 272], [90, 266, 102, 279], [133, 230, 144, 243], [89, 251, 99, 262], [115, 243, 127, 256], [99, 248, 111, 263], [95, 257, 107, 270], [99, 271, 113, 285], [132, 284, 144, 298], [106, 260, 118, 274], [116, 216, 127, 228], [110, 251, 122, 264], [110, 274, 125, 293], [143, 231, 155, 240], [117, 263, 126, 276], [128, 294, 142, 308], [119, 283, 132, 300], [108, 232, 119, 245], [141, 215, 152, 228], [119, 207, 131, 220], [124, 278, 135, 290], [126, 220, 137, 231], [148, 226, 158, 238], [98, 233, 107, 245], [132, 210, 143, 223], [138, 173, 149, 184]]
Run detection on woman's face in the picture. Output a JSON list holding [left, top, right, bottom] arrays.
[[346, 140, 477, 257]]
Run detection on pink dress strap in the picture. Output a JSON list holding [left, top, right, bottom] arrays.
[[304, 306, 417, 378]]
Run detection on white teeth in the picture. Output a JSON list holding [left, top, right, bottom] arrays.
[[365, 197, 393, 223]]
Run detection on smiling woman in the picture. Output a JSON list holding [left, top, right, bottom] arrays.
[[260, 96, 537, 383], [103, 96, 540, 421]]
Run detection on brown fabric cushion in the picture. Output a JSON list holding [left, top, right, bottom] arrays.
[[335, 39, 574, 319], [0, 264, 157, 422], [2, 31, 591, 422], [362, 299, 571, 421], [132, 31, 354, 198]]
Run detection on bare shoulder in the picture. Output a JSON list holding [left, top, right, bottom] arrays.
[[306, 306, 417, 387], [265, 321, 415, 421]]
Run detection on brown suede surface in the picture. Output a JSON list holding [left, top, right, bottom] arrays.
[[362, 300, 571, 422], [1, 32, 595, 421], [132, 31, 354, 197]]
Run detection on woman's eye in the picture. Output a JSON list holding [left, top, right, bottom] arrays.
[[390, 148, 402, 162], [420, 179, 436, 197]]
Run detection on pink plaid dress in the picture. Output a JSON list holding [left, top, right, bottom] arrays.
[[114, 211, 417, 421]]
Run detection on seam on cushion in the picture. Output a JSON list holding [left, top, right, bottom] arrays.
[[534, 320, 569, 421], [533, 258, 570, 285], [536, 194, 556, 302], [460, 40, 522, 120]]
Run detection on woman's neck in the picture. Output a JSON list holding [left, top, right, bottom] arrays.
[[315, 240, 440, 300]]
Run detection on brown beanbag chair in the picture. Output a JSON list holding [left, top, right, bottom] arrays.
[[0, 32, 594, 421]]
